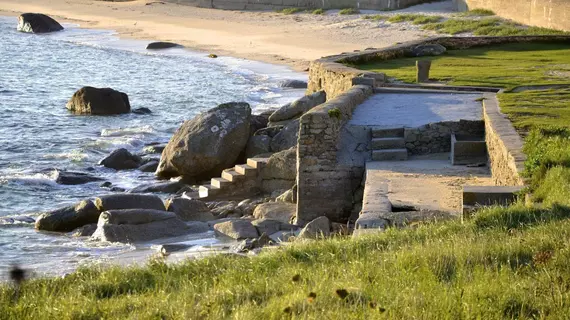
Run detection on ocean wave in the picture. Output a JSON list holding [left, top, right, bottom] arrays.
[[101, 125, 155, 137], [0, 171, 59, 187], [43, 150, 88, 162]]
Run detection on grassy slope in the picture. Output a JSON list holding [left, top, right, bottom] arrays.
[[2, 206, 570, 319], [356, 42, 570, 205]]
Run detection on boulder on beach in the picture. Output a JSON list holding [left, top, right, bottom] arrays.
[[270, 120, 299, 152], [91, 209, 208, 243], [279, 80, 308, 89], [297, 216, 330, 239], [127, 181, 187, 194], [165, 197, 215, 221], [99, 148, 141, 170], [146, 42, 182, 50], [253, 202, 296, 224], [213, 219, 259, 240], [132, 107, 152, 115], [269, 91, 326, 123], [66, 87, 131, 115], [156, 102, 252, 179], [53, 170, 102, 185], [35, 200, 100, 232], [245, 135, 271, 158], [95, 194, 166, 212], [17, 13, 63, 33]]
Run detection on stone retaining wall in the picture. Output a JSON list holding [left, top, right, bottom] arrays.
[[296, 85, 373, 224], [482, 93, 526, 186], [165, 0, 430, 11], [308, 36, 570, 99], [404, 120, 485, 155], [453, 0, 570, 32]]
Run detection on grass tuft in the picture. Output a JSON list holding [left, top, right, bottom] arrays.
[[362, 14, 388, 21], [422, 17, 568, 35], [277, 7, 303, 15], [338, 8, 360, 15], [312, 8, 325, 15], [457, 8, 496, 17], [387, 14, 442, 25]]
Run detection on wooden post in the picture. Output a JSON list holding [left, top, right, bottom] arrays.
[[416, 60, 431, 83]]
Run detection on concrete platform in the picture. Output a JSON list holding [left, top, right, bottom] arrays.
[[349, 93, 483, 128]]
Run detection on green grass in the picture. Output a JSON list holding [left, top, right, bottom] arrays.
[[354, 42, 570, 206], [312, 8, 325, 15], [457, 8, 496, 17], [362, 14, 388, 21], [338, 8, 360, 15], [3, 205, 570, 319], [277, 7, 303, 15], [387, 13, 442, 25], [423, 17, 567, 36]]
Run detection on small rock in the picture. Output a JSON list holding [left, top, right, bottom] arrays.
[[269, 91, 325, 122], [146, 42, 181, 49], [70, 223, 97, 237], [252, 218, 297, 235], [279, 80, 308, 89], [276, 185, 297, 203], [142, 144, 166, 154], [156, 243, 194, 256], [138, 160, 159, 172], [232, 233, 272, 253], [213, 219, 259, 240], [35, 200, 100, 232], [208, 54, 218, 58], [99, 148, 141, 170], [297, 216, 330, 239], [66, 87, 130, 115], [165, 197, 215, 221], [128, 181, 187, 194], [253, 202, 296, 224], [132, 107, 152, 115], [95, 194, 166, 212], [100, 181, 113, 188], [53, 170, 102, 185]]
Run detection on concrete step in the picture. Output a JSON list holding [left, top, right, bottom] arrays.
[[372, 127, 404, 139], [372, 149, 408, 161], [235, 164, 257, 176], [462, 186, 524, 206], [199, 184, 221, 198], [211, 177, 232, 189], [221, 169, 246, 182], [247, 157, 269, 169], [371, 137, 405, 150]]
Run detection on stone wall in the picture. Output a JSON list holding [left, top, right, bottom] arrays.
[[482, 93, 526, 186], [404, 120, 484, 155], [166, 0, 431, 11], [307, 36, 570, 99], [296, 85, 373, 224], [453, 0, 570, 32]]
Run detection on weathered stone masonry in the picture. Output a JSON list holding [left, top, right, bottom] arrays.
[[404, 120, 484, 155], [296, 85, 373, 224], [482, 93, 526, 186]]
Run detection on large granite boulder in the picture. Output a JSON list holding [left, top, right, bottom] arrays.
[[94, 194, 166, 212], [35, 200, 100, 232], [270, 120, 299, 152], [17, 13, 63, 33], [245, 135, 271, 158], [261, 148, 297, 181], [66, 87, 131, 115], [165, 197, 215, 221], [127, 181, 187, 194], [146, 42, 182, 50], [253, 202, 296, 224], [213, 219, 259, 240], [156, 102, 252, 179], [269, 91, 326, 123], [99, 148, 141, 170], [91, 209, 208, 243]]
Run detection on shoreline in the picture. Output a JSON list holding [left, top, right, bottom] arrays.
[[0, 0, 456, 72]]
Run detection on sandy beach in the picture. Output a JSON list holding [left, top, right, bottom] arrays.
[[0, 0, 455, 70]]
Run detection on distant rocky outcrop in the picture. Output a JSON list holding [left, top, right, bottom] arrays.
[[66, 87, 131, 115], [156, 102, 252, 180], [17, 13, 63, 33], [146, 42, 182, 50]]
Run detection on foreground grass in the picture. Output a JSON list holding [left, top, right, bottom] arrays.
[[457, 8, 496, 17], [387, 13, 442, 25], [355, 41, 570, 206], [3, 205, 570, 319]]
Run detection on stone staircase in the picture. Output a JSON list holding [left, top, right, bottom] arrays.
[[191, 158, 270, 201], [371, 127, 408, 161]]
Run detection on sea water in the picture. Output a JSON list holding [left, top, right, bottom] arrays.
[[0, 16, 306, 279]]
